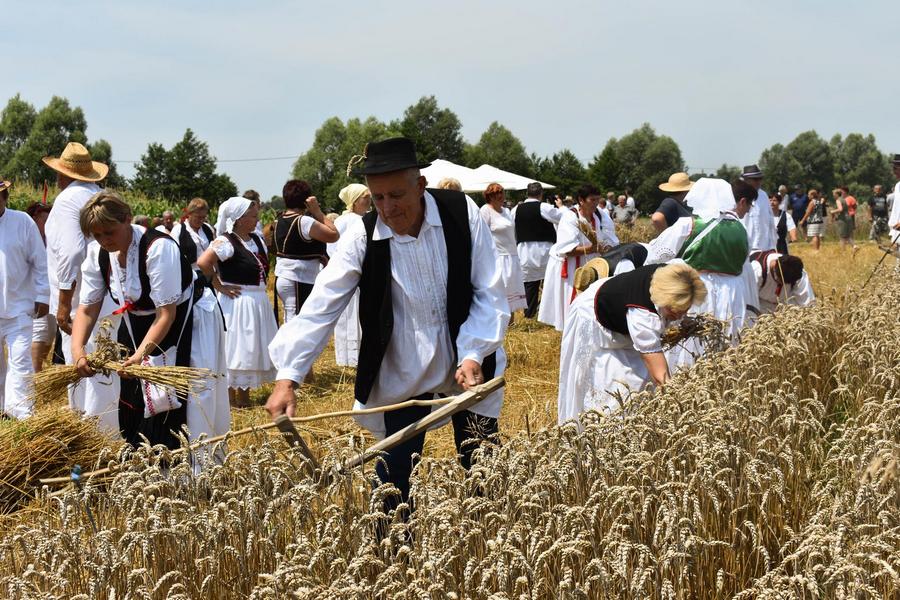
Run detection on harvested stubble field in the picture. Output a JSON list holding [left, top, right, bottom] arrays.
[[1, 239, 899, 599]]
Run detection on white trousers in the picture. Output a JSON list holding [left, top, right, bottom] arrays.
[[0, 314, 35, 419]]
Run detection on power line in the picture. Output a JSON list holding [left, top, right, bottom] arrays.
[[116, 155, 298, 164]]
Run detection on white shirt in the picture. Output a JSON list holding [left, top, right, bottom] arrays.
[[269, 192, 508, 421], [479, 204, 517, 256], [776, 210, 797, 233], [155, 225, 173, 234], [750, 252, 815, 312], [328, 212, 362, 257], [625, 306, 665, 354], [550, 208, 619, 259], [511, 199, 564, 282], [890, 183, 900, 244], [273, 214, 320, 284], [211, 234, 268, 286], [169, 221, 213, 269], [740, 188, 778, 253], [80, 225, 192, 312], [44, 181, 101, 314], [0, 209, 49, 318], [626, 196, 636, 210]]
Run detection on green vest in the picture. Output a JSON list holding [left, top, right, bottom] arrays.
[[677, 217, 748, 275]]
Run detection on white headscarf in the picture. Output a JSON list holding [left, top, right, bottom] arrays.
[[685, 178, 736, 221], [338, 183, 369, 215], [215, 196, 253, 234]]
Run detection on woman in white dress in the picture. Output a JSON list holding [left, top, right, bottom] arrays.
[[328, 184, 371, 367], [71, 191, 200, 449], [479, 183, 527, 318], [169, 197, 230, 443], [198, 198, 277, 408], [538, 184, 619, 331], [557, 262, 707, 424]]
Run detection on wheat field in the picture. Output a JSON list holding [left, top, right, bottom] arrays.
[[1, 237, 899, 598]]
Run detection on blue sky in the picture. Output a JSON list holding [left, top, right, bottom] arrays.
[[4, 0, 897, 200]]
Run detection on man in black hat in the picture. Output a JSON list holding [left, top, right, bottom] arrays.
[[740, 164, 777, 255], [266, 137, 509, 515]]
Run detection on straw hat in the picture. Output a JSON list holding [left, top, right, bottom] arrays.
[[0, 180, 10, 194], [573, 258, 610, 293], [41, 142, 108, 182], [658, 172, 693, 193]]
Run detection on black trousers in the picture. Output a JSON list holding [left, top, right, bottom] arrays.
[[523, 280, 542, 318], [375, 403, 498, 516]]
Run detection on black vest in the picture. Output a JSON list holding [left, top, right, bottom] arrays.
[[775, 211, 789, 255], [177, 222, 215, 265], [514, 201, 557, 243], [218, 232, 269, 285], [274, 213, 327, 260], [593, 264, 663, 336], [99, 228, 193, 312], [356, 189, 497, 405], [600, 242, 648, 274]]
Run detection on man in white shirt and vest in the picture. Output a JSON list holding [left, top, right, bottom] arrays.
[[511, 182, 563, 318], [42, 142, 121, 432], [739, 164, 778, 256], [0, 180, 49, 419], [267, 137, 509, 518]]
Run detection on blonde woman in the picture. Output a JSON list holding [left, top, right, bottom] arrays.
[[328, 184, 371, 367], [557, 262, 707, 423], [479, 183, 527, 317], [72, 192, 197, 448]]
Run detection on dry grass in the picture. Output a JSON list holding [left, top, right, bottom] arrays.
[[1, 238, 898, 598]]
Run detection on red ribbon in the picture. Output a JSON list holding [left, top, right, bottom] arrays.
[[112, 301, 135, 315]]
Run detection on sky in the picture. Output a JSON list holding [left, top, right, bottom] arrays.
[[4, 0, 898, 201]]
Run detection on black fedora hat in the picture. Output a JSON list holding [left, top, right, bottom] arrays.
[[892, 153, 900, 165], [348, 137, 432, 177], [742, 164, 763, 178]]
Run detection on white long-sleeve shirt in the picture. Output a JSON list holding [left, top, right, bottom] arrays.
[[269, 192, 509, 433], [890, 182, 900, 244], [750, 252, 815, 314], [44, 181, 101, 315], [511, 199, 564, 282], [0, 209, 49, 318], [740, 188, 778, 253]]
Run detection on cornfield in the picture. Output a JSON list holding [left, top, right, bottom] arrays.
[[1, 249, 898, 597]]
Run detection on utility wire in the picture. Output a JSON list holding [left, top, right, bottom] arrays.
[[116, 155, 298, 164]]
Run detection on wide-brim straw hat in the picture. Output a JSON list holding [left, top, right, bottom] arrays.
[[42, 142, 108, 182], [0, 180, 10, 194], [573, 258, 610, 293], [658, 172, 693, 193]]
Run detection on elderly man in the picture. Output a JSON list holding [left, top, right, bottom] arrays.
[[739, 164, 778, 255], [267, 137, 509, 513], [652, 172, 694, 232], [0, 180, 49, 419], [43, 142, 120, 433], [612, 194, 637, 226], [511, 182, 563, 318], [155, 210, 175, 233]]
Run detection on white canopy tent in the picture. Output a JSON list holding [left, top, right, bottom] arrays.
[[421, 159, 555, 194]]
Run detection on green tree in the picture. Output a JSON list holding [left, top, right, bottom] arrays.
[[4, 96, 87, 185], [0, 94, 37, 171], [464, 121, 532, 176], [87, 139, 126, 189], [830, 133, 892, 196], [537, 149, 586, 197], [715, 163, 742, 182], [785, 131, 834, 192], [395, 96, 465, 163], [292, 116, 400, 213], [586, 140, 620, 192], [132, 129, 237, 205], [758, 144, 799, 191]]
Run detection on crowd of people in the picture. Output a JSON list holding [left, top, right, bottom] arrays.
[[1, 137, 899, 511]]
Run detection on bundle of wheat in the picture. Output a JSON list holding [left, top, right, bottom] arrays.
[[661, 313, 728, 352], [0, 408, 116, 514], [29, 321, 212, 407]]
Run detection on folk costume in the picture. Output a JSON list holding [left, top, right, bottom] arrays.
[[646, 178, 756, 370], [538, 206, 619, 331], [269, 137, 509, 511], [558, 265, 671, 422], [480, 203, 527, 312], [750, 251, 815, 314], [211, 199, 278, 391], [169, 220, 230, 443], [42, 143, 121, 431], [511, 199, 563, 317], [0, 189, 48, 419], [739, 166, 778, 254], [891, 175, 900, 246], [273, 211, 324, 323], [773, 207, 797, 255], [81, 225, 196, 449]]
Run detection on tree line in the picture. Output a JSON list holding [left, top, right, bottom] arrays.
[[1, 94, 895, 214]]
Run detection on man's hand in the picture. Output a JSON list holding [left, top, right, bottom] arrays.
[[33, 302, 49, 318], [455, 358, 484, 391], [266, 379, 299, 418], [56, 306, 72, 335]]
